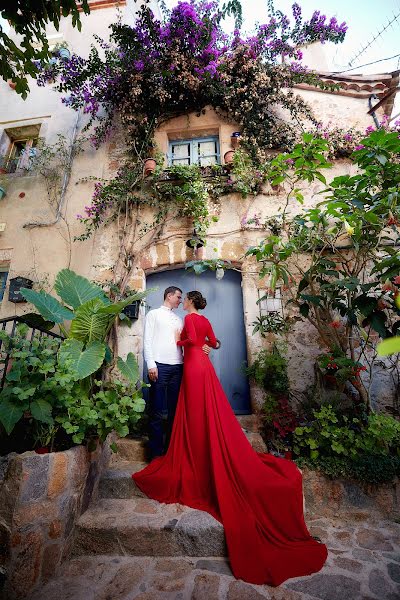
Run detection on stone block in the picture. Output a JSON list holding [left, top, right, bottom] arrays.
[[287, 573, 361, 600], [20, 454, 50, 503], [155, 244, 170, 266], [195, 558, 232, 576], [228, 580, 267, 600], [98, 464, 147, 500], [48, 519, 62, 539], [191, 573, 220, 600], [13, 501, 57, 528], [96, 562, 146, 600], [41, 542, 62, 583], [356, 528, 394, 551], [221, 240, 245, 260], [6, 529, 43, 599], [175, 510, 226, 556], [48, 453, 68, 499], [369, 568, 397, 598], [109, 438, 148, 463]]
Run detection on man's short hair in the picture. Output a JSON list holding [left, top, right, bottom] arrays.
[[164, 286, 182, 300]]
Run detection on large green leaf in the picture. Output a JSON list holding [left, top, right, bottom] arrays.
[[98, 291, 148, 316], [59, 339, 106, 380], [377, 337, 400, 356], [55, 269, 110, 310], [117, 352, 139, 385], [21, 288, 74, 324], [0, 398, 24, 434], [69, 298, 113, 343], [30, 399, 53, 425]]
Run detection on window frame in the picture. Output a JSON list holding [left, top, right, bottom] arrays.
[[0, 268, 9, 302], [168, 136, 220, 167]]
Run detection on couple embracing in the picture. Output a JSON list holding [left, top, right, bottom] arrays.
[[133, 285, 327, 586]]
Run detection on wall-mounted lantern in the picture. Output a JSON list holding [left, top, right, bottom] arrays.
[[8, 277, 33, 303]]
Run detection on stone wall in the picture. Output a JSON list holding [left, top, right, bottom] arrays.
[[303, 467, 400, 520], [0, 442, 111, 600]]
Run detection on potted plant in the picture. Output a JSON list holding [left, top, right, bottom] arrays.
[[51, 42, 71, 62], [143, 157, 157, 177], [224, 149, 235, 165]]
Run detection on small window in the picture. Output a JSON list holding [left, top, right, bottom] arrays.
[[0, 269, 9, 302], [169, 136, 220, 166], [0, 124, 41, 174]]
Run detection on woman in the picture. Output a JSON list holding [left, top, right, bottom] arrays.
[[133, 291, 327, 586]]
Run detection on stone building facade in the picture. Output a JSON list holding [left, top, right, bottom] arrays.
[[0, 0, 398, 416]]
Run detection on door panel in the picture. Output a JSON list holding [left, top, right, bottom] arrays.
[[145, 268, 251, 414]]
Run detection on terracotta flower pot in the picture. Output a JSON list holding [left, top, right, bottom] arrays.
[[35, 447, 50, 454], [224, 150, 235, 165], [8, 81, 17, 90], [143, 158, 157, 177]]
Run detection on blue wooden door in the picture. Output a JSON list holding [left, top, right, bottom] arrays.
[[145, 268, 251, 414]]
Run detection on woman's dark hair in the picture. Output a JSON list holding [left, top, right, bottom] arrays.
[[187, 290, 207, 310]]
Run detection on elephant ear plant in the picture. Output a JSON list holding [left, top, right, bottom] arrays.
[[0, 269, 148, 452]]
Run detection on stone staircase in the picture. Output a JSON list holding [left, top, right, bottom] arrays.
[[71, 432, 266, 560]]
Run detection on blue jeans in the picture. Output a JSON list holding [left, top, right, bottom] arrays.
[[148, 362, 183, 457]]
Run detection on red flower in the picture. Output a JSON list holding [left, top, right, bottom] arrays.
[[329, 320, 340, 329], [394, 276, 400, 285]]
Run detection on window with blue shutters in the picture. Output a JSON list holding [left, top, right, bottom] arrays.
[[0, 269, 9, 301], [169, 136, 220, 167]]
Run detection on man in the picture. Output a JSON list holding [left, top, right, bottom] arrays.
[[144, 286, 211, 458]]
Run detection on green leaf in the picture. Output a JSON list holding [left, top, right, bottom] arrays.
[[30, 399, 53, 424], [369, 312, 388, 338], [0, 398, 24, 434], [377, 337, 400, 356], [55, 269, 110, 309], [117, 353, 139, 385], [59, 339, 106, 380], [20, 288, 74, 324], [97, 291, 148, 316], [69, 298, 112, 343]]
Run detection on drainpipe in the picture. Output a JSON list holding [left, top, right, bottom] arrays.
[[23, 108, 81, 229], [368, 94, 380, 129]]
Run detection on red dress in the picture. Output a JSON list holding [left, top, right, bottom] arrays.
[[133, 313, 327, 585]]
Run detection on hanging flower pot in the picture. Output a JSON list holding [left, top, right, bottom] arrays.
[[58, 47, 71, 61], [0, 187, 6, 200], [186, 229, 204, 249], [143, 158, 157, 177], [7, 80, 17, 90], [230, 132, 241, 148], [224, 150, 235, 165]]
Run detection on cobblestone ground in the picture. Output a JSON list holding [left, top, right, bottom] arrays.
[[28, 514, 400, 600]]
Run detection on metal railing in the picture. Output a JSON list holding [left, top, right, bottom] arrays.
[[0, 316, 64, 391]]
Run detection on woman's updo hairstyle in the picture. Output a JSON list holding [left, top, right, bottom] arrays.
[[187, 290, 207, 310]]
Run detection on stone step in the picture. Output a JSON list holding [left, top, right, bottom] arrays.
[[109, 431, 267, 467], [72, 498, 226, 558], [98, 461, 147, 500]]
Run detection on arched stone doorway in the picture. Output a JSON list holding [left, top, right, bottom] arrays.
[[145, 267, 251, 414]]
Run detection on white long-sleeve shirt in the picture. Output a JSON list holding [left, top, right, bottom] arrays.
[[143, 305, 183, 370]]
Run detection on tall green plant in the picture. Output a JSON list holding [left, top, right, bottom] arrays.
[[21, 268, 147, 380], [247, 130, 400, 409]]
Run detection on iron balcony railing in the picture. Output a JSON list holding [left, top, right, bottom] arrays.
[[0, 316, 64, 391]]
